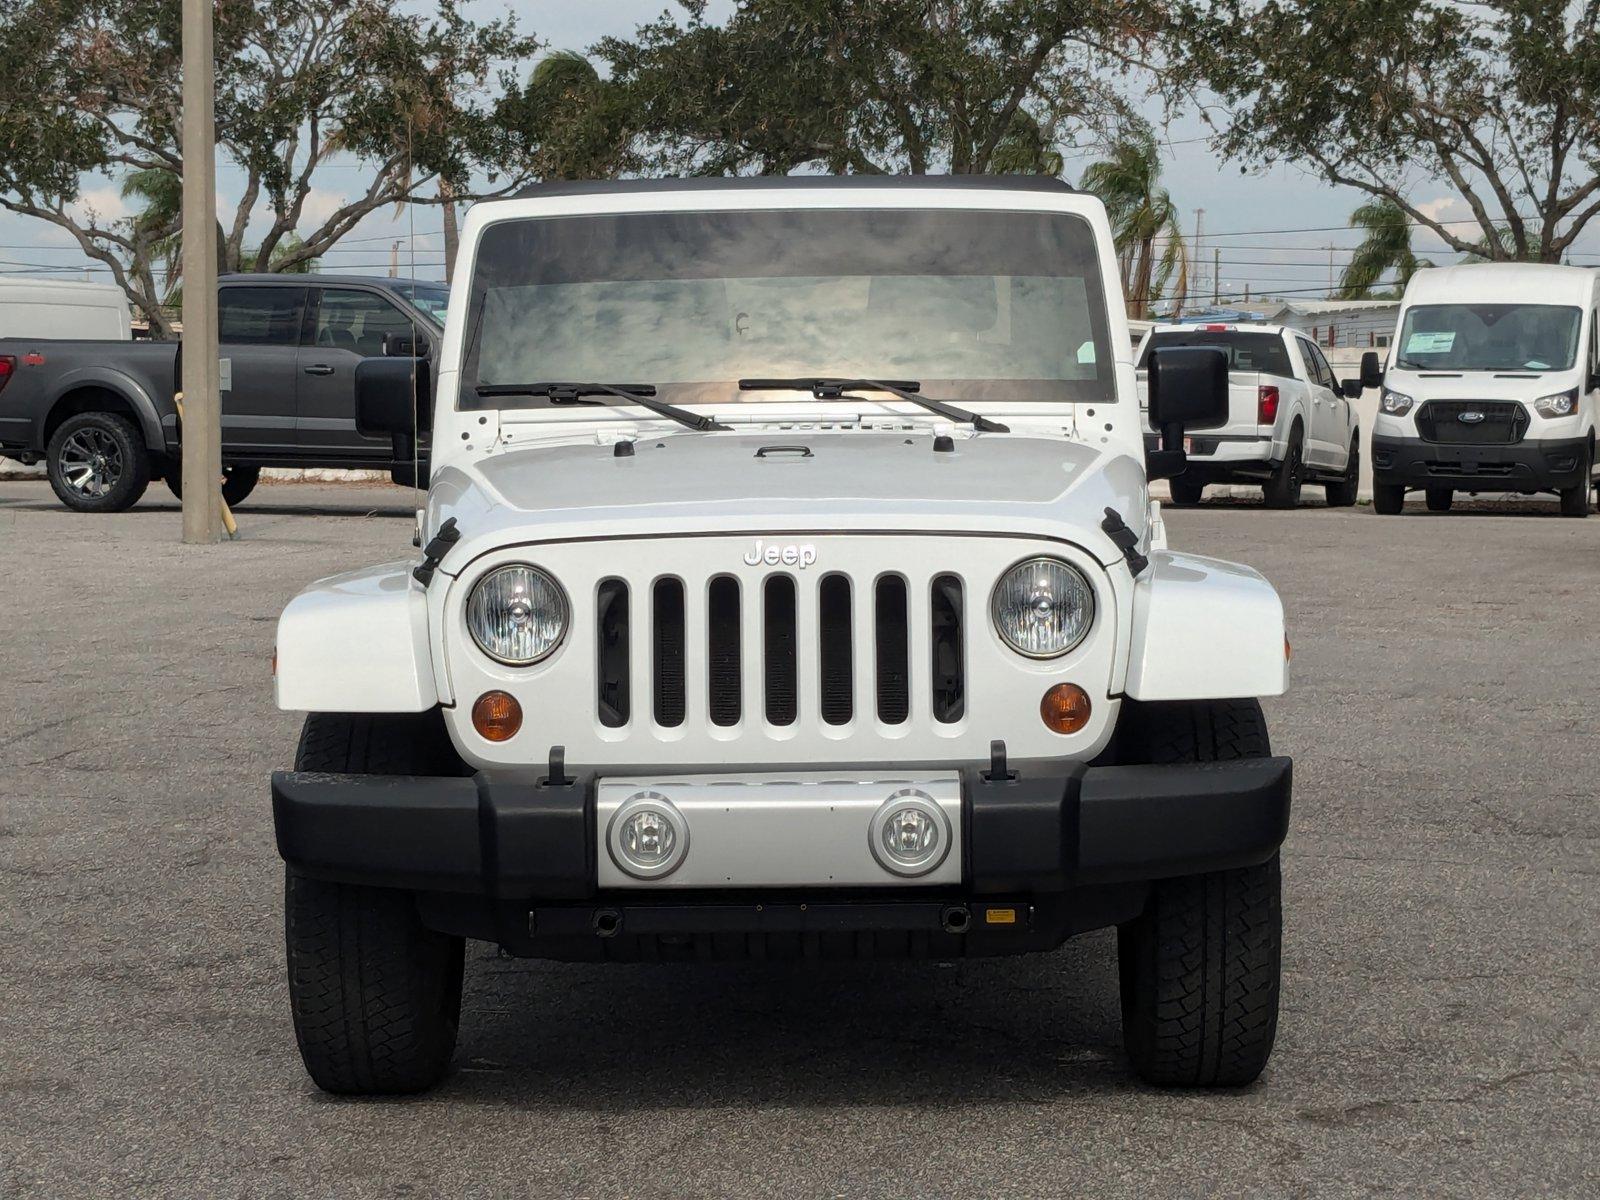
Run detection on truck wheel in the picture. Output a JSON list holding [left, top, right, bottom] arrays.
[[163, 461, 261, 508], [1559, 444, 1591, 517], [1425, 487, 1453, 512], [1372, 482, 1406, 515], [1115, 699, 1282, 1087], [1167, 478, 1204, 506], [1261, 427, 1304, 509], [1324, 437, 1359, 507], [285, 712, 466, 1095], [46, 412, 151, 513]]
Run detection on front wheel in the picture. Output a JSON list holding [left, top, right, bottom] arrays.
[[1167, 477, 1205, 507], [1372, 481, 1406, 515], [1325, 437, 1359, 507], [1114, 698, 1282, 1087], [1425, 487, 1453, 513], [164, 460, 261, 508], [1559, 444, 1592, 517]]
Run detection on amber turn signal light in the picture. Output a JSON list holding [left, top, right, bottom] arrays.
[[1040, 682, 1091, 734], [472, 690, 522, 742]]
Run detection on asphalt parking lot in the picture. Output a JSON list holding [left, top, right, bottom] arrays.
[[1, 479, 1596, 1199]]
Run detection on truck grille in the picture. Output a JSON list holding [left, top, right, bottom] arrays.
[[597, 572, 964, 732], [1415, 401, 1528, 445]]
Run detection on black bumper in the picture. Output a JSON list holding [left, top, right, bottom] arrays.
[[1371, 433, 1589, 492], [272, 757, 1291, 956]]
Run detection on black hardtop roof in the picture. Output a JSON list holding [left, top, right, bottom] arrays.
[[218, 273, 443, 289], [511, 174, 1077, 201]]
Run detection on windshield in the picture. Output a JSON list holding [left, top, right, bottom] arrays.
[[1395, 303, 1582, 372], [390, 283, 450, 326], [461, 207, 1114, 408], [1138, 330, 1293, 376]]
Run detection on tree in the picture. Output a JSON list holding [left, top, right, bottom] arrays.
[[1337, 199, 1428, 299], [1080, 132, 1187, 317], [0, 0, 532, 334], [1169, 0, 1600, 262], [495, 51, 637, 182], [567, 0, 1156, 178]]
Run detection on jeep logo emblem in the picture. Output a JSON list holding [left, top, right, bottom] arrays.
[[1458, 410, 1486, 424], [744, 540, 817, 569]]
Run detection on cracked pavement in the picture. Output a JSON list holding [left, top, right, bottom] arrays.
[[1, 481, 1596, 1198]]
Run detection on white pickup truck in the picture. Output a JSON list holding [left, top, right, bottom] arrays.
[[1136, 323, 1364, 507]]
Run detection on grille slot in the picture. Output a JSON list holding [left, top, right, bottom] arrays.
[[875, 576, 910, 725], [1415, 401, 1528, 445], [764, 576, 798, 726], [707, 576, 742, 726], [596, 579, 630, 728], [818, 574, 853, 725], [653, 578, 686, 728], [929, 574, 965, 723]]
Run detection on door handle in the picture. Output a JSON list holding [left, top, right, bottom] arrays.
[[303, 364, 335, 376]]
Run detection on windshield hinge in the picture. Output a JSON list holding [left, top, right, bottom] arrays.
[[413, 517, 461, 587], [1100, 508, 1148, 577]]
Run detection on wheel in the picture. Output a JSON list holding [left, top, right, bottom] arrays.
[[1559, 444, 1591, 517], [1372, 482, 1406, 515], [285, 711, 466, 1095], [1261, 426, 1304, 509], [164, 461, 261, 508], [1167, 477, 1205, 506], [1114, 699, 1282, 1087], [1424, 487, 1453, 512], [46, 412, 151, 513], [1324, 437, 1359, 507]]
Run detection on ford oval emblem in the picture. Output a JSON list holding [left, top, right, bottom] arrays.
[[1458, 410, 1486, 423]]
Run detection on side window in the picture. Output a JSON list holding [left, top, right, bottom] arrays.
[[1294, 337, 1318, 382], [1310, 344, 1337, 390], [1300, 338, 1334, 390], [218, 287, 308, 346], [312, 290, 419, 358]]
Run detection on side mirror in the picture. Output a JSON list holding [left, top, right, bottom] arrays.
[[383, 330, 430, 358], [1146, 346, 1229, 481], [1340, 378, 1366, 399], [355, 357, 432, 438], [1359, 350, 1384, 389]]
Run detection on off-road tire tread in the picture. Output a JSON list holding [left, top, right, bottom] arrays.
[[285, 711, 466, 1095], [1116, 698, 1282, 1087]]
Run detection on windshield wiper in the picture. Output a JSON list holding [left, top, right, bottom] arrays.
[[738, 377, 1009, 432], [474, 382, 729, 432]]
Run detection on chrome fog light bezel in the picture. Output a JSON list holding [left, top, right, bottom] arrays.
[[868, 789, 952, 878], [606, 792, 690, 880]]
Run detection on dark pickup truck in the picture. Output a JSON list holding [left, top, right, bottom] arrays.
[[0, 273, 443, 511]]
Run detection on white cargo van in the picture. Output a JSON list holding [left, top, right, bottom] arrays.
[[1370, 264, 1599, 516], [0, 278, 130, 341]]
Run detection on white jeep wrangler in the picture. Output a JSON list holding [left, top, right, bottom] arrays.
[[271, 176, 1292, 1095]]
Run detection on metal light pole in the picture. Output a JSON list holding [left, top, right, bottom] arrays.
[[180, 0, 223, 543]]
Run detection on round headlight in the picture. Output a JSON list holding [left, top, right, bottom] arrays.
[[466, 564, 568, 665], [991, 557, 1095, 658]]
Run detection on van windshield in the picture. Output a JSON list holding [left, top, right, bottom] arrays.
[[460, 207, 1114, 408], [1396, 303, 1582, 372], [1138, 330, 1293, 376]]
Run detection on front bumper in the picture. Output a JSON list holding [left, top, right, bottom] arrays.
[[1371, 433, 1589, 492], [272, 755, 1292, 957]]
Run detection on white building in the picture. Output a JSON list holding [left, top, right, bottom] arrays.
[[1261, 299, 1400, 351]]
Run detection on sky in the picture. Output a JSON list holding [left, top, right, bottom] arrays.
[[2, 0, 1590, 305]]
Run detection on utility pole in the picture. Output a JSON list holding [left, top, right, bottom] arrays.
[[1192, 208, 1205, 306], [390, 241, 401, 278], [180, 0, 222, 543], [1213, 248, 1221, 306], [1328, 244, 1336, 297]]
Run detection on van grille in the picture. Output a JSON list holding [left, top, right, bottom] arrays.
[[594, 572, 965, 732], [1415, 401, 1528, 445]]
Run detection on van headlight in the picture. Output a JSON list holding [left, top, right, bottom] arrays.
[[1534, 387, 1579, 418], [1380, 388, 1414, 416], [466, 564, 568, 665], [991, 558, 1095, 658]]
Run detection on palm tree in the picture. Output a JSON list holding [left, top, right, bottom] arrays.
[[120, 169, 183, 303], [1079, 134, 1187, 318], [1337, 199, 1429, 298]]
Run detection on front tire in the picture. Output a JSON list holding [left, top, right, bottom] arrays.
[[1114, 699, 1282, 1087], [1372, 481, 1406, 515], [1425, 487, 1453, 512], [164, 460, 261, 508], [1559, 444, 1591, 517], [284, 712, 466, 1095], [46, 412, 151, 513], [1262, 427, 1304, 509], [1167, 477, 1205, 507], [1325, 437, 1359, 507]]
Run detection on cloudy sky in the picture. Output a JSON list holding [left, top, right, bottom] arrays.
[[1, 0, 1581, 303]]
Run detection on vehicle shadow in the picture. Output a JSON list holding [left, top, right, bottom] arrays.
[[408, 932, 1134, 1110]]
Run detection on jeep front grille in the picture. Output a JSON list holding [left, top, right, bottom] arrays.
[[595, 571, 964, 733]]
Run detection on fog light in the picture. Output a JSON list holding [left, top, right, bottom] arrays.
[[1040, 682, 1091, 734], [607, 792, 689, 879], [472, 690, 522, 741], [868, 790, 952, 877]]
